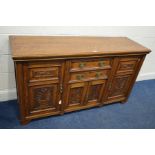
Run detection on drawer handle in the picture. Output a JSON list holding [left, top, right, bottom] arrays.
[[95, 72, 102, 78], [98, 61, 105, 67], [76, 74, 84, 80], [79, 63, 85, 68]]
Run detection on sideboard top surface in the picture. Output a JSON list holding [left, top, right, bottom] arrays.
[[10, 36, 151, 60]]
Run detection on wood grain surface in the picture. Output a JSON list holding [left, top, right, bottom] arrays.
[[10, 36, 151, 60]]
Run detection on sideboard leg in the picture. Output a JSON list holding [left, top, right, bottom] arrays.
[[60, 112, 64, 115], [120, 101, 125, 104], [20, 119, 31, 125], [98, 103, 103, 107]]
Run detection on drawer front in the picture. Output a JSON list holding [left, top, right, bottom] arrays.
[[69, 70, 109, 83], [116, 57, 140, 74], [70, 58, 112, 71], [29, 67, 59, 82], [27, 61, 61, 82]]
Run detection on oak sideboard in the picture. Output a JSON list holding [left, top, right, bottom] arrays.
[[10, 36, 151, 125]]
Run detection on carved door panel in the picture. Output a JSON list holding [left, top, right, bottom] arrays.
[[85, 80, 106, 106], [106, 74, 133, 102], [63, 82, 88, 112], [28, 83, 60, 115]]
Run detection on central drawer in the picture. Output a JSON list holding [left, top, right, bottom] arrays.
[[70, 58, 112, 72], [69, 69, 109, 83]]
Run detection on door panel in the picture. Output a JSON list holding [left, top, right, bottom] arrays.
[[106, 74, 133, 102], [85, 80, 106, 106], [116, 57, 140, 75], [64, 82, 88, 111], [28, 84, 60, 115]]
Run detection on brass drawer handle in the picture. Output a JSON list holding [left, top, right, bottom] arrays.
[[98, 61, 105, 67], [95, 72, 102, 78], [76, 74, 84, 80], [79, 63, 85, 68]]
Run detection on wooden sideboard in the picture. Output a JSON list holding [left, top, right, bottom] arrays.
[[10, 36, 151, 125]]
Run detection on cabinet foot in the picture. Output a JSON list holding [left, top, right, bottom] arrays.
[[98, 104, 103, 107], [20, 119, 31, 125], [120, 99, 127, 104], [60, 112, 64, 115]]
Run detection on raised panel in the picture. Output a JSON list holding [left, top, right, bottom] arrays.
[[64, 82, 88, 111], [29, 67, 59, 82], [107, 74, 132, 102], [85, 80, 106, 106], [88, 85, 102, 101], [28, 84, 60, 115], [27, 61, 62, 83], [69, 87, 83, 105], [116, 57, 140, 74]]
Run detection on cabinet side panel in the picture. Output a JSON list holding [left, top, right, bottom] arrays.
[[14, 62, 27, 121]]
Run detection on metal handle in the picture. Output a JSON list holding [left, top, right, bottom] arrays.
[[95, 72, 100, 78], [79, 63, 85, 68], [95, 72, 102, 78], [98, 61, 104, 67], [76, 74, 84, 80]]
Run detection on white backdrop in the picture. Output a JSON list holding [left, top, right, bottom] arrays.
[[0, 26, 155, 101]]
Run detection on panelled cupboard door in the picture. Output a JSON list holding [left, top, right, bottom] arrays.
[[63, 82, 88, 112], [85, 80, 106, 106], [106, 74, 133, 102], [28, 83, 61, 116]]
